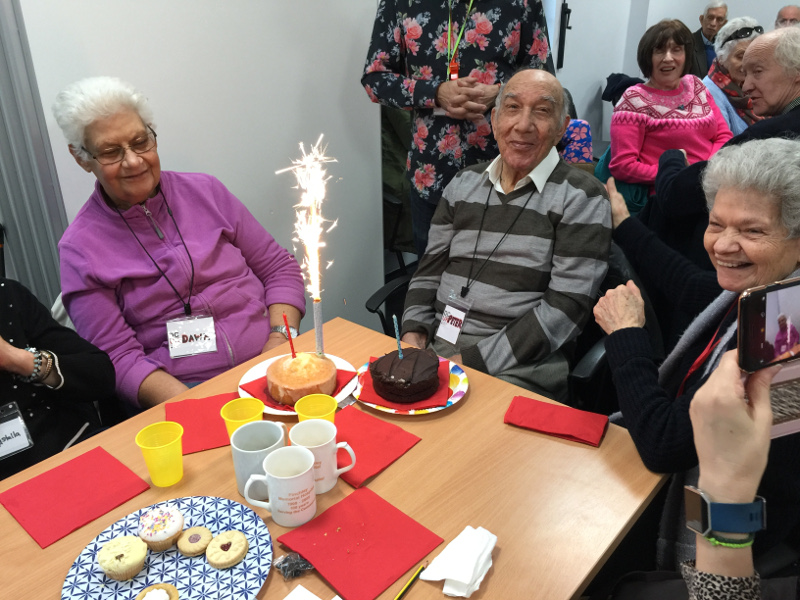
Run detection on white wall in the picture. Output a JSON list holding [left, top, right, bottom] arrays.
[[20, 0, 384, 333]]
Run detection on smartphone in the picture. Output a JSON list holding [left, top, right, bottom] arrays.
[[738, 276, 800, 372]]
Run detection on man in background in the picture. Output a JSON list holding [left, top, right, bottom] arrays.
[[776, 5, 800, 29], [690, 1, 728, 77]]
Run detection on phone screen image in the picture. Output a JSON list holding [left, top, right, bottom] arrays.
[[740, 279, 800, 371]]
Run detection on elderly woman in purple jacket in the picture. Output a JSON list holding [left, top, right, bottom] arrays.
[[53, 77, 306, 409]]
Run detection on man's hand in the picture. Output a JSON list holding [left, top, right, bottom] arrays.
[[436, 78, 499, 122], [593, 280, 646, 335], [605, 178, 631, 230], [401, 331, 428, 349]]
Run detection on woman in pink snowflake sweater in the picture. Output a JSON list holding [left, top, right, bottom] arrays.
[[609, 19, 732, 189]]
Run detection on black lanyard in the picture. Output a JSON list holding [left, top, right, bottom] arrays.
[[461, 183, 537, 298], [113, 188, 196, 316]]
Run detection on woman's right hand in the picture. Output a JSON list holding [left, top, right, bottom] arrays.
[[593, 280, 646, 335], [605, 177, 631, 229]]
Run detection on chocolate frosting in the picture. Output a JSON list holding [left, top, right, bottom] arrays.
[[369, 348, 440, 403]]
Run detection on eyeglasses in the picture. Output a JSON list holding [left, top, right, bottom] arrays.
[[82, 126, 157, 165], [721, 26, 764, 48]]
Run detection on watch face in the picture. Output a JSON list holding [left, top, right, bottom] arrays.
[[684, 486, 709, 535]]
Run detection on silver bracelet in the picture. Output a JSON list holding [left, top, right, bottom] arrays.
[[17, 347, 43, 383]]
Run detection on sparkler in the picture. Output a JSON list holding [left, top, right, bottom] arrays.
[[277, 134, 337, 355]]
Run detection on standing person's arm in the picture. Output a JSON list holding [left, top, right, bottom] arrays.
[[518, 0, 555, 73]]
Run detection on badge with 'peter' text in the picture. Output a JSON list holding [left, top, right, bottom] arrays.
[[435, 305, 467, 345], [167, 315, 218, 359]]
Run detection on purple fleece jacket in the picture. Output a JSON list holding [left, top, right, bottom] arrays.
[[59, 171, 306, 406]]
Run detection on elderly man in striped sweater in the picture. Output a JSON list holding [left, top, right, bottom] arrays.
[[401, 69, 611, 402]]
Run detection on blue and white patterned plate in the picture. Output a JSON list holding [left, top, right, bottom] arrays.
[[61, 496, 272, 600]]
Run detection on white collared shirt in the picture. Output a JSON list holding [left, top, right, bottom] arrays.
[[485, 146, 560, 194]]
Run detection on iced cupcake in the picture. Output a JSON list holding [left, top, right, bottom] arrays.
[[138, 505, 184, 551]]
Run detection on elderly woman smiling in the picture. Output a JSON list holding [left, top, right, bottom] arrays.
[[703, 17, 765, 135], [53, 77, 305, 409], [594, 139, 800, 569], [609, 19, 731, 189]]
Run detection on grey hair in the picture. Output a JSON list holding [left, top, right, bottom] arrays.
[[773, 26, 800, 76], [52, 76, 155, 161], [495, 68, 568, 123], [714, 17, 761, 64], [703, 1, 728, 18], [703, 138, 800, 238]]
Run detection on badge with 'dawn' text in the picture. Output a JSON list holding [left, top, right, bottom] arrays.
[[167, 315, 218, 359]]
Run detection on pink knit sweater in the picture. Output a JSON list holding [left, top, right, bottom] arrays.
[[609, 75, 732, 187]]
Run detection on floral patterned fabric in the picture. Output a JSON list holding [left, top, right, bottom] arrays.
[[559, 119, 593, 163], [362, 0, 554, 211]]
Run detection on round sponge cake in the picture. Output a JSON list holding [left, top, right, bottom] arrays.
[[267, 352, 337, 406]]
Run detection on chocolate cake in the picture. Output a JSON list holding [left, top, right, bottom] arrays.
[[369, 348, 440, 403]]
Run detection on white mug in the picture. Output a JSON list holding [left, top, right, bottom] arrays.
[[230, 420, 288, 498], [244, 445, 317, 527], [289, 418, 356, 494]]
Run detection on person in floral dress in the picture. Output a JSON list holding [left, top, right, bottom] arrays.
[[362, 0, 554, 257]]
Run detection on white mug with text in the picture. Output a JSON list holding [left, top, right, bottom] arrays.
[[289, 418, 356, 494], [244, 445, 317, 527]]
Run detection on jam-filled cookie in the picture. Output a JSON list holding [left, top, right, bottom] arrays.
[[206, 530, 248, 569], [177, 526, 213, 557]]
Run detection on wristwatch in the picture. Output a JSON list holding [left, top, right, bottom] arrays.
[[270, 325, 298, 340], [684, 485, 766, 538]]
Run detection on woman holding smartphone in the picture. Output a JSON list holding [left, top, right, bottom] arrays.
[[593, 138, 800, 570]]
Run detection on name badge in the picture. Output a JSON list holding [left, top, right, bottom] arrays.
[[0, 402, 34, 460], [167, 315, 218, 359], [436, 304, 467, 345]]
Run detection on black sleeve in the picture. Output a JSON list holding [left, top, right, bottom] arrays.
[[653, 151, 708, 220], [613, 217, 721, 316], [12, 280, 116, 403]]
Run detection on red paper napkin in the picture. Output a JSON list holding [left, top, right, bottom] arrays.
[[357, 357, 450, 411], [164, 392, 238, 454], [240, 369, 356, 413], [504, 395, 609, 447], [335, 405, 421, 488], [278, 488, 443, 600], [0, 447, 149, 548]]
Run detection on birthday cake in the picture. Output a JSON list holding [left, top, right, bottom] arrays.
[[267, 352, 337, 406], [369, 348, 440, 403]]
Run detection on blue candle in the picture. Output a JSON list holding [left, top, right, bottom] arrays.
[[393, 314, 404, 359]]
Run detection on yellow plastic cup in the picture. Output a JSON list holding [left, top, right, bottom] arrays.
[[294, 394, 337, 422], [135, 421, 184, 487], [220, 397, 265, 437]]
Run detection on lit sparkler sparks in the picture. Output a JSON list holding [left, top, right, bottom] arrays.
[[276, 134, 337, 355]]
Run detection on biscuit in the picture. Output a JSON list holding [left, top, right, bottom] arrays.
[[177, 526, 213, 557], [135, 583, 179, 600], [206, 530, 248, 569]]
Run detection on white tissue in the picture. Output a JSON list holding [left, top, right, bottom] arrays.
[[282, 585, 342, 600], [420, 525, 497, 598]]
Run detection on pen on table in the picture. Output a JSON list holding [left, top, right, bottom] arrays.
[[394, 562, 427, 600]]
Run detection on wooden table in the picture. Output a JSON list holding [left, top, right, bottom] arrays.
[[0, 318, 664, 599]]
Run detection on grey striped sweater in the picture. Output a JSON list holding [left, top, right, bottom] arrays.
[[402, 160, 612, 376]]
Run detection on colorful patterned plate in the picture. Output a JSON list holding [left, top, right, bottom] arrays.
[[238, 353, 356, 416], [353, 360, 469, 415], [61, 496, 272, 600]]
